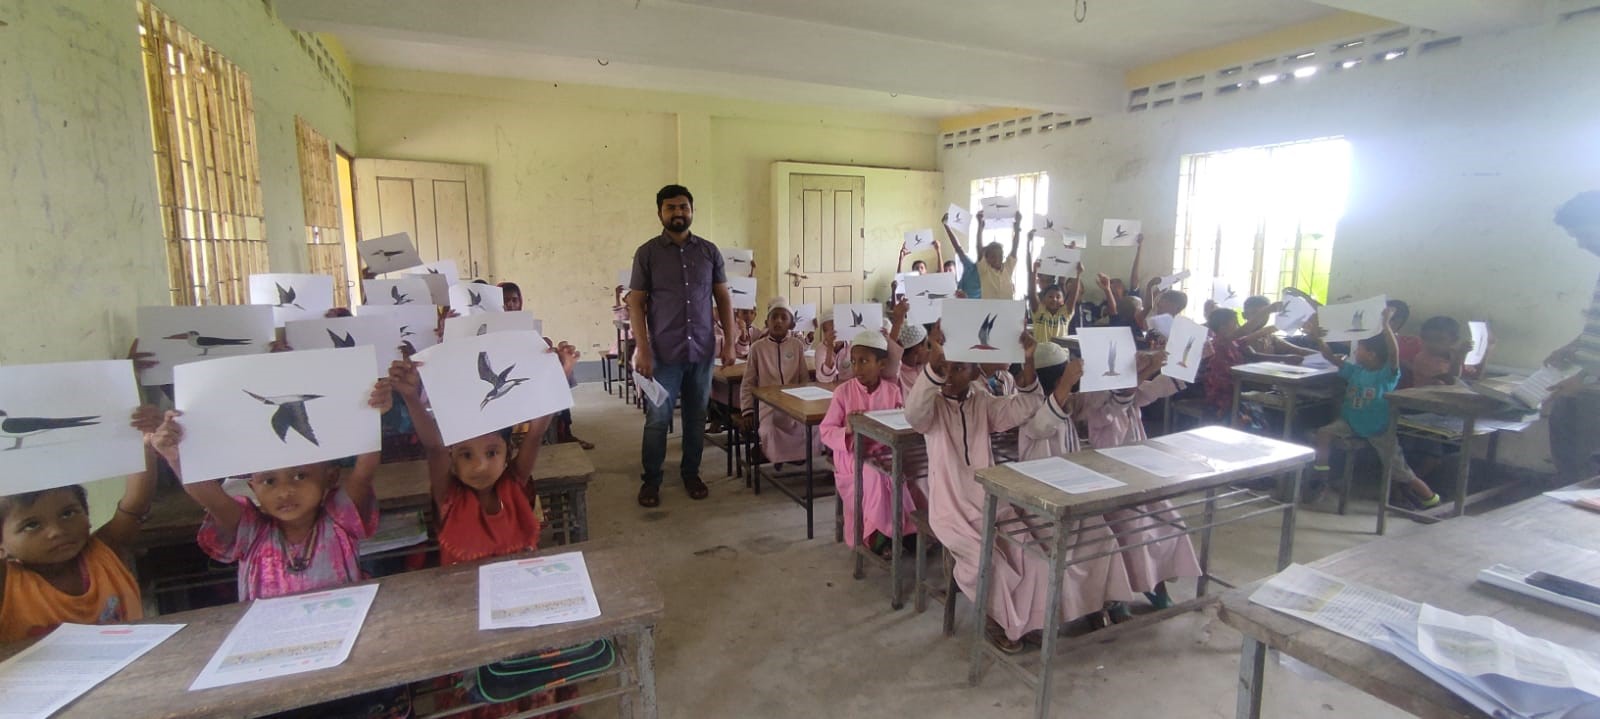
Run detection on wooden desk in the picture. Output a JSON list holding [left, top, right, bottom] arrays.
[[4, 545, 663, 719], [1379, 384, 1512, 534], [532, 443, 596, 545], [848, 412, 926, 610], [1479, 475, 1599, 541], [1218, 516, 1600, 719], [749, 382, 837, 540], [1229, 362, 1343, 440], [970, 427, 1314, 719]]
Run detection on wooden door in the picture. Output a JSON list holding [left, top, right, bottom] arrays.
[[786, 174, 865, 318], [352, 159, 490, 279]]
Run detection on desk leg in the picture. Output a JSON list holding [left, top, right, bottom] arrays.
[[805, 423, 816, 541], [1453, 417, 1476, 518], [1377, 404, 1398, 536], [1196, 487, 1217, 597], [1230, 384, 1243, 429], [889, 445, 905, 611], [1236, 636, 1266, 719], [631, 627, 658, 719], [751, 400, 762, 495], [1033, 517, 1072, 719], [968, 493, 1000, 687], [1277, 468, 1301, 570], [1281, 388, 1298, 440], [853, 435, 866, 579]]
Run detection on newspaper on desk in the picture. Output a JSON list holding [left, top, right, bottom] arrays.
[[0, 623, 184, 719], [479, 551, 601, 630], [1250, 563, 1421, 643], [190, 584, 378, 690]]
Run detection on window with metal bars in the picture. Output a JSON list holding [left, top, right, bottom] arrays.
[[138, 1, 266, 306], [294, 117, 352, 307]]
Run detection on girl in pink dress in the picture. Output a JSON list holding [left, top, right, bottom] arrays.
[[818, 330, 917, 552]]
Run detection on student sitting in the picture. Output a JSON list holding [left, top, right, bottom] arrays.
[[895, 323, 931, 393], [818, 303, 905, 385], [1240, 295, 1315, 363], [740, 298, 815, 467], [819, 331, 917, 556], [1199, 308, 1250, 422], [1139, 285, 1189, 341], [1403, 316, 1471, 389], [1306, 309, 1442, 508], [0, 408, 162, 643]]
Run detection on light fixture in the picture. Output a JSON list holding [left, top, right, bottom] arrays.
[[1341, 59, 1361, 69], [1293, 66, 1317, 78], [1258, 74, 1280, 84]]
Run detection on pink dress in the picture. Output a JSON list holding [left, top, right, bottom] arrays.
[[896, 360, 922, 394], [908, 366, 1092, 642], [1075, 377, 1203, 593], [740, 333, 814, 463], [198, 488, 378, 601], [815, 334, 903, 385], [818, 377, 917, 546]]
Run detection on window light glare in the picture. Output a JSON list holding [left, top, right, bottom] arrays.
[[1293, 66, 1317, 78], [1341, 59, 1361, 69], [1383, 50, 1405, 60], [1258, 74, 1280, 84]]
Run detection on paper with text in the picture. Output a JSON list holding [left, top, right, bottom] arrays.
[[0, 623, 184, 719], [1095, 445, 1211, 477], [781, 385, 836, 402], [190, 583, 378, 690], [479, 552, 603, 630], [863, 409, 911, 431], [1009, 457, 1126, 494]]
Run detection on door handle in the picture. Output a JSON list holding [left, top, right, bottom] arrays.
[[783, 270, 808, 287]]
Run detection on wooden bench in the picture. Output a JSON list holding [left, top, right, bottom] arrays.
[[533, 442, 597, 546]]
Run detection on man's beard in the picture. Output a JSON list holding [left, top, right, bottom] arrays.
[[666, 217, 691, 232]]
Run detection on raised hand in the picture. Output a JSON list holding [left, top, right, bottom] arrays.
[[1062, 358, 1085, 388], [129, 405, 164, 435], [1020, 330, 1037, 359], [388, 359, 424, 399], [368, 378, 394, 413]]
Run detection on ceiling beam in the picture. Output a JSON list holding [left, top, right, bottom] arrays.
[[1308, 0, 1557, 35]]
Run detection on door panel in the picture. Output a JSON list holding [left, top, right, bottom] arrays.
[[354, 159, 489, 280], [787, 174, 864, 320]]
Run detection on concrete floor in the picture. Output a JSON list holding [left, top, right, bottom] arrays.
[[565, 382, 1419, 718]]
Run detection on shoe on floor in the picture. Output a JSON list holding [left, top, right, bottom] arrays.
[[637, 483, 660, 508]]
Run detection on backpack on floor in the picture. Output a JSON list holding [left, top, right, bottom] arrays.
[[467, 639, 616, 704]]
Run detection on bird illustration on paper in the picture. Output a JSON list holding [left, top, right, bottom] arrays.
[[243, 391, 324, 445], [0, 411, 99, 451], [1224, 285, 1238, 301], [163, 330, 252, 357], [850, 310, 864, 329], [1044, 256, 1076, 272], [915, 290, 950, 300], [399, 325, 416, 339], [326, 329, 356, 348], [1113, 224, 1130, 241], [426, 268, 442, 275], [732, 286, 749, 295], [370, 248, 405, 259], [468, 290, 484, 310], [1103, 343, 1121, 376], [274, 283, 302, 309], [390, 286, 412, 305], [969, 314, 999, 350], [477, 352, 529, 410], [475, 323, 489, 336], [1178, 337, 1196, 368], [1350, 310, 1366, 332]]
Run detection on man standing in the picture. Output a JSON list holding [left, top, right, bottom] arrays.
[[1546, 191, 1600, 484], [627, 185, 736, 507]]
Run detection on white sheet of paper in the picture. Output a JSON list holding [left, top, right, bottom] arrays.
[[1033, 226, 1062, 242], [781, 385, 836, 402], [478, 552, 602, 630], [1147, 313, 1175, 339], [190, 583, 379, 690], [1275, 295, 1316, 332], [1465, 321, 1490, 366], [443, 310, 540, 343], [401, 259, 461, 287], [248, 273, 335, 328], [791, 304, 817, 333], [1061, 232, 1088, 248], [0, 360, 145, 494], [416, 273, 451, 305], [903, 228, 936, 252], [137, 305, 275, 386], [1154, 426, 1276, 465], [362, 278, 432, 308], [1300, 352, 1336, 370], [1238, 361, 1336, 379], [863, 409, 911, 431], [285, 316, 402, 377], [904, 273, 958, 324], [1009, 457, 1126, 494], [1160, 316, 1209, 383], [354, 303, 440, 354], [617, 269, 632, 290], [1096, 445, 1211, 477], [413, 330, 573, 446], [1249, 563, 1420, 644], [636, 374, 669, 407], [979, 196, 1018, 228], [940, 299, 1027, 364], [357, 232, 423, 274], [1032, 214, 1056, 232], [728, 277, 757, 310], [174, 347, 381, 482], [1036, 243, 1082, 278], [0, 623, 184, 719], [944, 204, 971, 233], [359, 510, 429, 557], [1316, 295, 1388, 342], [721, 247, 754, 277], [1154, 270, 1190, 292], [1101, 219, 1140, 247], [832, 303, 884, 336], [449, 284, 504, 315], [1211, 277, 1245, 309], [1076, 326, 1139, 391]]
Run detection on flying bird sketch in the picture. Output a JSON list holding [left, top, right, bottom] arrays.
[[468, 290, 484, 309], [915, 290, 950, 300], [370, 248, 405, 259], [475, 323, 489, 336], [243, 390, 324, 445], [1178, 337, 1196, 368], [969, 314, 999, 350], [731, 286, 750, 295], [477, 352, 529, 410], [164, 330, 253, 357], [1103, 342, 1121, 377], [849, 310, 864, 329], [326, 329, 356, 348], [0, 411, 100, 450], [1113, 224, 1130, 241], [274, 283, 302, 309], [390, 286, 412, 305], [1350, 310, 1366, 332]]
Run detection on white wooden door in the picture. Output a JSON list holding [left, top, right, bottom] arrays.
[[785, 174, 865, 317], [352, 159, 490, 279]]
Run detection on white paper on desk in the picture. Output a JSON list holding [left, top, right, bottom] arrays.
[[1095, 445, 1210, 477], [940, 299, 1027, 364], [1465, 321, 1490, 366], [479, 551, 602, 630], [1315, 295, 1387, 343], [781, 385, 836, 402], [357, 232, 423, 274], [1036, 243, 1082, 279], [1101, 219, 1139, 247], [1009, 457, 1125, 494], [636, 374, 669, 408], [0, 623, 184, 719], [1211, 277, 1245, 310], [979, 196, 1017, 228], [248, 273, 335, 328], [791, 303, 817, 333], [1076, 326, 1138, 392], [1300, 352, 1335, 370], [1275, 296, 1316, 333], [362, 278, 432, 308], [354, 303, 440, 354], [721, 247, 754, 278], [1241, 361, 1334, 378], [400, 258, 460, 287], [414, 331, 573, 446], [0, 360, 145, 495], [1249, 563, 1420, 644], [864, 409, 911, 431], [728, 277, 757, 310], [285, 315, 402, 377], [944, 204, 971, 233], [137, 305, 275, 386], [1160, 316, 1208, 383], [1154, 270, 1190, 292], [449, 284, 504, 315], [1154, 426, 1275, 465], [903, 228, 937, 252], [1546, 488, 1600, 506], [904, 273, 958, 325], [833, 303, 883, 336], [190, 583, 378, 690]]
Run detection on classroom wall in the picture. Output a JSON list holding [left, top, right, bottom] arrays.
[[353, 68, 940, 356], [938, 18, 1600, 471]]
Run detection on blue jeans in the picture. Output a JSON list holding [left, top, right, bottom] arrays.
[[640, 360, 714, 487]]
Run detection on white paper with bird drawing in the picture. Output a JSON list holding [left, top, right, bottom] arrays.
[[443, 311, 541, 343], [1466, 321, 1490, 366], [1160, 316, 1209, 384], [174, 347, 381, 482], [903, 228, 937, 253], [1077, 326, 1139, 392], [414, 331, 574, 446], [357, 232, 424, 274], [0, 360, 145, 494], [1211, 277, 1246, 310], [285, 316, 403, 377], [1036, 242, 1082, 280], [355, 303, 440, 354], [904, 272, 958, 325], [1154, 270, 1190, 292], [728, 277, 757, 310], [1316, 295, 1388, 343], [1274, 295, 1317, 333], [449, 283, 505, 315], [362, 278, 432, 309], [944, 204, 971, 234], [413, 273, 451, 305], [720, 247, 754, 278], [791, 304, 817, 333], [1101, 219, 1140, 247], [979, 196, 1017, 229], [832, 303, 884, 338], [940, 299, 1027, 364], [248, 273, 335, 328], [137, 305, 276, 386], [400, 259, 461, 287]]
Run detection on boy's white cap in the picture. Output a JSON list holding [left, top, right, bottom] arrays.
[[1034, 341, 1070, 369], [897, 323, 928, 348], [850, 330, 888, 351], [767, 296, 791, 315]]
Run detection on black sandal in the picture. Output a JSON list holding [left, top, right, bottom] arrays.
[[637, 484, 661, 508], [683, 476, 709, 500]]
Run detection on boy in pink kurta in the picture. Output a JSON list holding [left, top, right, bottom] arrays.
[[895, 323, 930, 393], [740, 297, 814, 464], [817, 300, 909, 385], [818, 331, 917, 549]]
